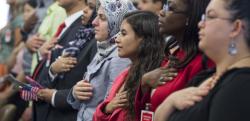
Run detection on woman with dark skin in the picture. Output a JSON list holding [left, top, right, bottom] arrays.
[[135, 0, 213, 117]]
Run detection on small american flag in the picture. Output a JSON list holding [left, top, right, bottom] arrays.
[[20, 86, 40, 101]]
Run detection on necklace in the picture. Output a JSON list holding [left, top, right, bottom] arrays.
[[205, 55, 250, 89], [228, 55, 250, 69], [206, 71, 224, 89]]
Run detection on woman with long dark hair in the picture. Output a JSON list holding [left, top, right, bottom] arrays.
[[93, 11, 165, 121]]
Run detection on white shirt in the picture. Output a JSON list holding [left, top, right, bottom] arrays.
[[58, 11, 83, 38]]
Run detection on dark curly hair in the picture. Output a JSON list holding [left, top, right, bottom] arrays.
[[122, 11, 165, 120]]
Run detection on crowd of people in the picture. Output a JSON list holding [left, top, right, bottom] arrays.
[[0, 0, 250, 121]]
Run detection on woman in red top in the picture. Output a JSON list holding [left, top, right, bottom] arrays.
[[135, 0, 213, 119], [93, 11, 165, 121]]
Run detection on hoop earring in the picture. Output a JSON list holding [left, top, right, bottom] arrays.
[[228, 39, 238, 56]]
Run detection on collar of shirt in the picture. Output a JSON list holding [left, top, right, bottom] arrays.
[[65, 11, 83, 29], [58, 11, 83, 37]]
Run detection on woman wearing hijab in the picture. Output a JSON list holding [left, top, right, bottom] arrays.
[[67, 0, 135, 120]]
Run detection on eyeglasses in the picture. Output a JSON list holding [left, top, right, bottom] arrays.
[[201, 14, 232, 22], [162, 2, 187, 15]]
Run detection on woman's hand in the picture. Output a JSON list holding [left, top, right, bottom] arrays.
[[154, 87, 210, 121], [51, 53, 77, 74], [167, 87, 209, 110], [72, 80, 93, 101], [104, 91, 128, 114], [141, 67, 177, 88]]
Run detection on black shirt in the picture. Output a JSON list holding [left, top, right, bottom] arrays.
[[168, 67, 250, 121]]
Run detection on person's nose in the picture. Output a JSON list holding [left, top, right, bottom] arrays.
[[92, 17, 99, 26]]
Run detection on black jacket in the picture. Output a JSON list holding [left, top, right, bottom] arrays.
[[33, 17, 97, 121]]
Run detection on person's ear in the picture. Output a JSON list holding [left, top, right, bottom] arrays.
[[229, 19, 244, 38]]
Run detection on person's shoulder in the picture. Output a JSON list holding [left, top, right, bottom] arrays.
[[221, 67, 250, 85], [209, 68, 250, 121], [108, 57, 130, 69], [211, 68, 250, 108]]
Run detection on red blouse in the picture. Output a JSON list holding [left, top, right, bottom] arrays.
[[135, 50, 214, 121], [93, 68, 131, 121]]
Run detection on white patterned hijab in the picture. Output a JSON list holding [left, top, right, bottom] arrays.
[[98, 0, 136, 41], [94, 0, 136, 62]]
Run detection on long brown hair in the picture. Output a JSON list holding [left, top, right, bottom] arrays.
[[123, 11, 165, 120]]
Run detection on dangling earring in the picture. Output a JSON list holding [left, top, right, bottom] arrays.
[[228, 39, 238, 56], [185, 18, 189, 26]]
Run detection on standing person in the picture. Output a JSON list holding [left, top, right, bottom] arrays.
[[135, 0, 213, 117], [29, 0, 67, 74], [93, 11, 165, 121], [155, 0, 250, 121], [19, 1, 66, 120], [67, 0, 134, 120], [30, 0, 91, 121], [0, 0, 26, 120], [21, 0, 54, 76], [0, 0, 24, 76]]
